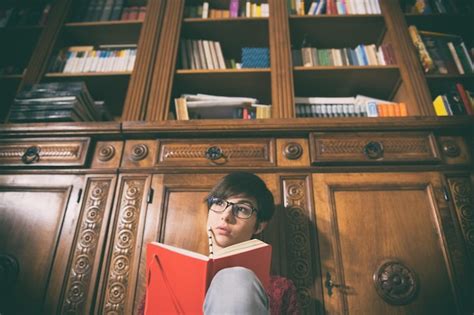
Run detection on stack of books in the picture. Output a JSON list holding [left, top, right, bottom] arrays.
[[432, 82, 474, 116], [184, 1, 269, 19], [72, 0, 146, 22], [408, 26, 473, 75], [289, 0, 381, 15], [49, 45, 137, 73], [9, 81, 110, 123], [174, 94, 271, 120], [294, 43, 396, 67], [295, 95, 408, 118], [180, 39, 226, 70]]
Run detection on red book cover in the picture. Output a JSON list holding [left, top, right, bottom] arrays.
[[455, 83, 474, 115], [145, 239, 271, 314]]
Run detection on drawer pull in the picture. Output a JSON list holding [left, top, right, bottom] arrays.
[[441, 140, 460, 158], [21, 146, 40, 164], [284, 143, 303, 160], [364, 141, 384, 160], [205, 146, 227, 165]]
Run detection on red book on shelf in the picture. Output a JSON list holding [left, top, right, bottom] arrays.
[[144, 239, 271, 315], [455, 83, 474, 115]]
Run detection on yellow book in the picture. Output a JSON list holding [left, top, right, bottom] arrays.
[[432, 95, 448, 116]]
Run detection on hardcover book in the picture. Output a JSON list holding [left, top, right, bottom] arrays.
[[144, 239, 271, 314]]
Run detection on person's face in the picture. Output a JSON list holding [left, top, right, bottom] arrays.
[[207, 195, 266, 252]]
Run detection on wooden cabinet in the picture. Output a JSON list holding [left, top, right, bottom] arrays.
[[313, 172, 472, 314], [0, 121, 473, 314]]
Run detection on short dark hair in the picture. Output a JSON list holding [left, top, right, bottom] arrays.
[[206, 172, 275, 222]]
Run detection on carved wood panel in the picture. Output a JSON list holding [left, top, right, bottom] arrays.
[[281, 176, 320, 315], [0, 138, 90, 167], [157, 139, 275, 167], [309, 132, 441, 164], [61, 176, 116, 314], [97, 175, 151, 315]]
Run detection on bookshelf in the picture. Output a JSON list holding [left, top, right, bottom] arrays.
[[0, 0, 472, 121]]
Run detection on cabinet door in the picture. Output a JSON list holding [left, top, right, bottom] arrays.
[[0, 174, 84, 315], [313, 172, 467, 315]]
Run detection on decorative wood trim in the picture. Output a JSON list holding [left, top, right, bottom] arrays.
[[282, 176, 318, 314], [122, 0, 167, 121], [269, 0, 295, 118], [0, 138, 90, 166], [379, 0, 433, 116], [447, 177, 474, 270], [145, 0, 185, 121], [101, 177, 148, 314], [61, 177, 114, 314]]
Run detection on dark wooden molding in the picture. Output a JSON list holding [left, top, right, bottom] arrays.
[[145, 0, 185, 121], [122, 0, 167, 121], [269, 0, 295, 118]]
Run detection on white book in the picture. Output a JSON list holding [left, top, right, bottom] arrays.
[[245, 1, 251, 17], [336, 104, 343, 117], [372, 0, 381, 13], [202, 40, 215, 69], [208, 41, 219, 71], [447, 42, 465, 74], [315, 105, 321, 117], [185, 93, 258, 103], [308, 2, 317, 15], [197, 40, 208, 69], [353, 104, 360, 116], [202, 2, 209, 18], [363, 0, 371, 14], [127, 50, 137, 71], [90, 50, 100, 72], [82, 51, 93, 72], [63, 51, 76, 73], [214, 41, 226, 69], [366, 44, 378, 65], [366, 101, 378, 117], [342, 104, 349, 116], [261, 3, 269, 17], [191, 41, 202, 69], [376, 47, 386, 65], [185, 100, 251, 108]]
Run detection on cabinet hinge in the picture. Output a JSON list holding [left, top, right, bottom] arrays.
[[77, 188, 83, 203], [443, 186, 450, 202], [147, 188, 154, 204]]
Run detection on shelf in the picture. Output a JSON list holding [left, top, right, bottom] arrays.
[[289, 15, 386, 47], [293, 66, 401, 99], [173, 68, 271, 104], [181, 17, 269, 58], [44, 72, 132, 116], [63, 20, 143, 46]]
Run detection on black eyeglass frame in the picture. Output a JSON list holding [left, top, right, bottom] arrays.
[[207, 196, 258, 219]]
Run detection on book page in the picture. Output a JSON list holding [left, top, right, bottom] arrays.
[[214, 239, 268, 258]]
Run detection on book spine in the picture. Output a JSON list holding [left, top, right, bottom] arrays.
[[455, 83, 474, 115], [447, 42, 464, 74]]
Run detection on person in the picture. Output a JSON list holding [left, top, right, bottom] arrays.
[[140, 172, 299, 314]]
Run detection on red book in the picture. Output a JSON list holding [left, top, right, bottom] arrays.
[[145, 239, 271, 314], [128, 6, 139, 20], [455, 83, 474, 115]]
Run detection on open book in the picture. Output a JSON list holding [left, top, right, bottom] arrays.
[[144, 239, 272, 314]]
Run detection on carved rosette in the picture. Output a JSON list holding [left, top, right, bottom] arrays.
[[284, 142, 303, 160], [282, 178, 313, 311], [448, 178, 474, 265], [62, 179, 111, 313], [373, 260, 418, 305], [103, 179, 145, 314], [98, 144, 116, 162], [441, 140, 461, 158], [131, 144, 148, 161]]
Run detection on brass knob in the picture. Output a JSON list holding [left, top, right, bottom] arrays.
[[364, 141, 384, 160], [21, 146, 40, 164], [284, 143, 303, 160]]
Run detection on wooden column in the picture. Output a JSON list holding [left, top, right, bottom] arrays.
[[145, 0, 185, 121], [122, 0, 167, 121], [380, 0, 434, 116], [268, 0, 295, 118]]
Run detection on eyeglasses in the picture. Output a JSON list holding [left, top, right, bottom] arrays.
[[208, 196, 258, 219]]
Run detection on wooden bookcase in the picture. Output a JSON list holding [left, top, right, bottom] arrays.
[[2, 0, 473, 122]]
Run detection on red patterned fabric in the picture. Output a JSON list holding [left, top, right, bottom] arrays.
[[268, 275, 299, 315], [138, 275, 299, 314]]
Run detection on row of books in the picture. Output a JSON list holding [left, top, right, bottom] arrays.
[[293, 43, 396, 67], [174, 94, 271, 120], [49, 45, 137, 73], [184, 1, 269, 19], [0, 4, 51, 27], [9, 81, 111, 123], [404, 0, 466, 14], [289, 0, 381, 15], [72, 0, 146, 22], [295, 95, 407, 117], [432, 82, 474, 116], [409, 26, 473, 75]]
